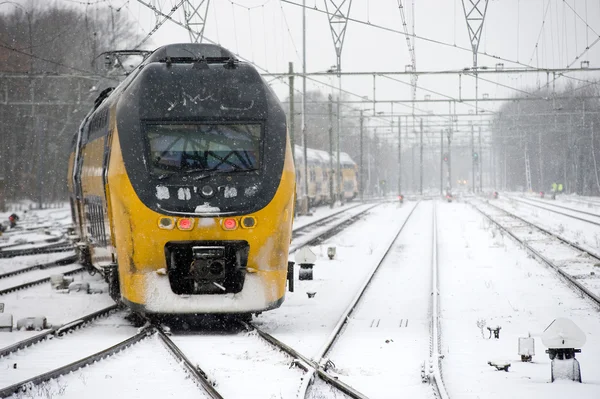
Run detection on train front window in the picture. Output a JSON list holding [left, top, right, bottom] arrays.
[[145, 123, 261, 175]]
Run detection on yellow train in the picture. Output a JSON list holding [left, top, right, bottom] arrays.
[[68, 43, 295, 316], [294, 145, 358, 206]]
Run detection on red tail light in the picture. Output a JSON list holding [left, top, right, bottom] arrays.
[[177, 218, 194, 230], [223, 218, 238, 230]]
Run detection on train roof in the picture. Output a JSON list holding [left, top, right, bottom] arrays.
[[294, 145, 356, 166], [144, 43, 237, 64]]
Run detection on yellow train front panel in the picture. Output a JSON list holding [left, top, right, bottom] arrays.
[[108, 130, 295, 313]]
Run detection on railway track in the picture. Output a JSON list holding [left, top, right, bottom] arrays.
[[139, 201, 390, 398], [244, 200, 449, 399], [0, 266, 84, 296], [290, 202, 382, 253], [296, 201, 422, 397], [0, 304, 119, 358], [505, 195, 600, 227], [0, 253, 77, 281], [0, 241, 74, 259], [0, 201, 388, 398], [471, 200, 600, 307], [0, 310, 220, 398]]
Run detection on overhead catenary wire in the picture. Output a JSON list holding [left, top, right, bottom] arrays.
[[280, 0, 539, 70], [527, 0, 552, 66]]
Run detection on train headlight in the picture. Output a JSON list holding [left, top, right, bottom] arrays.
[[177, 218, 194, 230], [222, 218, 238, 230], [158, 217, 175, 230], [241, 216, 256, 229]]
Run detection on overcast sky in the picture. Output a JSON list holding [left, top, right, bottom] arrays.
[[54, 0, 600, 142]]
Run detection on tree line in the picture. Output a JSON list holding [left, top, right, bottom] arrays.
[[492, 82, 600, 195], [0, 2, 142, 209]]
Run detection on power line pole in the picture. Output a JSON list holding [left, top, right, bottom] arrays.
[[360, 110, 365, 202], [288, 62, 295, 167], [447, 127, 453, 193], [461, 0, 489, 116], [471, 123, 475, 193], [301, 0, 309, 214], [420, 118, 423, 195], [324, 0, 353, 203], [440, 129, 444, 195], [479, 125, 483, 192], [329, 95, 335, 207], [398, 116, 402, 197]]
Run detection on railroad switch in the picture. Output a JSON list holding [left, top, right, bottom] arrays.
[[487, 325, 501, 339]]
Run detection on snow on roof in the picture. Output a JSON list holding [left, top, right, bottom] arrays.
[[293, 145, 356, 166]]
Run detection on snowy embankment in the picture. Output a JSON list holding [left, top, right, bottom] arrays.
[[438, 202, 600, 399]]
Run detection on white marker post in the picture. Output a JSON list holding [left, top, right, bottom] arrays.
[[542, 318, 586, 382], [295, 247, 317, 281]]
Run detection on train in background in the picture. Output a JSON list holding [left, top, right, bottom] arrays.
[[294, 145, 358, 206], [67, 43, 295, 317]]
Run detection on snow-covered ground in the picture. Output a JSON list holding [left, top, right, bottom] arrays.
[[0, 251, 75, 275], [292, 202, 363, 230], [495, 196, 600, 257], [7, 334, 206, 399], [321, 201, 434, 399], [438, 202, 600, 399], [0, 273, 114, 350], [170, 328, 305, 398], [0, 312, 137, 389], [2, 201, 599, 398], [475, 199, 600, 298], [256, 202, 417, 358]]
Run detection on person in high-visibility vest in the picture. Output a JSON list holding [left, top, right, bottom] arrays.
[[558, 183, 564, 193], [552, 182, 557, 192]]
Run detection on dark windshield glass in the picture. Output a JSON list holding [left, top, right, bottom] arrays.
[[145, 123, 261, 174]]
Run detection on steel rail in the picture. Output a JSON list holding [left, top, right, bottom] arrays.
[[506, 196, 600, 227], [488, 201, 600, 262], [0, 304, 120, 358], [296, 200, 421, 398], [155, 328, 225, 399], [471, 201, 600, 307], [430, 201, 450, 399], [241, 321, 368, 399], [289, 203, 383, 253], [0, 267, 84, 296], [0, 242, 74, 259], [509, 196, 600, 220], [291, 202, 365, 239], [0, 253, 77, 280], [0, 328, 153, 398]]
